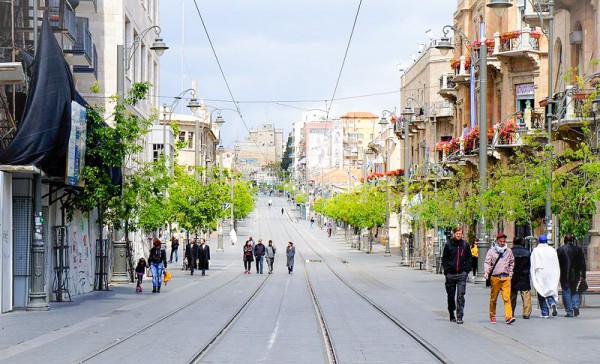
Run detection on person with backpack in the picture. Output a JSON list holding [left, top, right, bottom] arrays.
[[148, 238, 167, 293], [483, 232, 515, 325], [266, 240, 276, 274]]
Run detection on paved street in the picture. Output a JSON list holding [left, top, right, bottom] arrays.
[[0, 196, 599, 364]]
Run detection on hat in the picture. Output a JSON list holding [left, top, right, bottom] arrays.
[[496, 232, 507, 239], [538, 235, 548, 243]]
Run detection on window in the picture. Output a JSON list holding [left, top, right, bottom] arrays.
[[179, 131, 186, 143], [152, 143, 164, 162], [188, 132, 194, 149]]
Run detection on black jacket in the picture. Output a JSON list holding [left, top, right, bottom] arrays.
[[197, 244, 211, 270], [557, 243, 587, 291], [442, 238, 472, 274], [148, 247, 167, 268], [511, 245, 531, 291]]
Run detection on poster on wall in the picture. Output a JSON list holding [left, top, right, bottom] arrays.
[[66, 101, 87, 187]]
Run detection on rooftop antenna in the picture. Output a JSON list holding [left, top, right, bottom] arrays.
[[425, 29, 434, 41]]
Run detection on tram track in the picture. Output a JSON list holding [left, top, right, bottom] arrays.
[[277, 200, 451, 364]]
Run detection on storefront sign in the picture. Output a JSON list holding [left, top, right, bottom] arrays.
[[516, 83, 535, 96]]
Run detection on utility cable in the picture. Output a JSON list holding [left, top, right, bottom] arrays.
[[191, 0, 269, 162], [326, 0, 363, 120]]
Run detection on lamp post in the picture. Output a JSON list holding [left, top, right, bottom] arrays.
[[377, 114, 395, 257], [231, 144, 241, 230], [117, 26, 168, 104], [400, 106, 413, 265], [163, 88, 200, 172], [364, 148, 375, 252], [111, 25, 168, 285], [436, 24, 489, 283], [217, 145, 225, 252]]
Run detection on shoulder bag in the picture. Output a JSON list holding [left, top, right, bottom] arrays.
[[486, 254, 502, 287]]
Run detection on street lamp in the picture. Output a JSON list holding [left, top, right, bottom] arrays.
[[400, 106, 414, 266], [486, 0, 513, 17], [377, 114, 397, 257], [162, 88, 200, 174], [117, 25, 168, 104], [217, 145, 225, 252]]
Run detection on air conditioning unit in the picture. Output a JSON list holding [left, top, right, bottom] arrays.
[[569, 31, 582, 45]]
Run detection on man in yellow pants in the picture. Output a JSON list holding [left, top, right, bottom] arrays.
[[484, 232, 515, 324]]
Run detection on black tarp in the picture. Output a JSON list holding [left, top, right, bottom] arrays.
[[0, 15, 74, 177]]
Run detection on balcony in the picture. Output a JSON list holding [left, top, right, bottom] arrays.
[[64, 17, 93, 67], [438, 73, 457, 101], [450, 55, 470, 84], [493, 28, 543, 59], [47, 0, 77, 47], [431, 100, 454, 118], [553, 87, 596, 130], [73, 44, 97, 81], [522, 0, 552, 28], [77, 0, 98, 13]]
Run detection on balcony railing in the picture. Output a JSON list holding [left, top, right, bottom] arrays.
[[493, 28, 541, 56], [73, 43, 97, 80], [48, 0, 77, 43], [450, 55, 470, 82]]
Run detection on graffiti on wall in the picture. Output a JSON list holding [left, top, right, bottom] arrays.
[[69, 212, 94, 295]]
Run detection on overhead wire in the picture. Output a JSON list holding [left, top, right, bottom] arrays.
[[191, 0, 269, 162], [325, 0, 364, 120]]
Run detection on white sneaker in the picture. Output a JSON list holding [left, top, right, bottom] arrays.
[[540, 315, 550, 319]]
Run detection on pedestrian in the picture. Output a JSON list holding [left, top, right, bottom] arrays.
[[310, 216, 315, 229], [483, 232, 515, 324], [254, 239, 266, 274], [266, 240, 276, 274], [247, 236, 255, 250], [510, 237, 532, 319], [243, 240, 254, 274], [286, 242, 296, 274], [135, 257, 147, 293], [268, 198, 273, 207], [185, 238, 198, 275], [470, 240, 478, 279], [557, 234, 587, 317], [441, 226, 472, 324], [327, 222, 332, 237], [169, 236, 179, 263], [230, 228, 238, 246], [281, 207, 284, 215], [530, 235, 560, 318], [197, 238, 211, 276], [148, 238, 167, 293]]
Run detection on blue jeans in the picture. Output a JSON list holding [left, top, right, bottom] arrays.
[[561, 285, 580, 316], [170, 249, 178, 263], [150, 262, 164, 287], [255, 256, 264, 273], [537, 294, 556, 317]]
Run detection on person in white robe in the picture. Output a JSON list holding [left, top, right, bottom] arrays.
[[530, 235, 560, 318]]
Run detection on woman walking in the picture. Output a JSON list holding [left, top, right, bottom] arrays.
[[286, 242, 296, 274], [243, 240, 254, 274], [148, 238, 167, 293]]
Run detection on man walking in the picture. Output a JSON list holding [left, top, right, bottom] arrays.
[[510, 237, 532, 319], [185, 238, 198, 275], [197, 238, 211, 276], [557, 234, 587, 317], [254, 239, 266, 274], [169, 236, 179, 263], [530, 235, 560, 318], [483, 232, 515, 324], [266, 240, 276, 274], [441, 227, 472, 324]]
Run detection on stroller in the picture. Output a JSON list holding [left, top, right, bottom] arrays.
[[182, 257, 189, 271]]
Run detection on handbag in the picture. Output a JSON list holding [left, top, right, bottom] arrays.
[[163, 269, 172, 285], [486, 254, 502, 287], [577, 279, 588, 294]]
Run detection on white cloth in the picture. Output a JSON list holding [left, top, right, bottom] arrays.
[[229, 229, 238, 244], [530, 244, 560, 300]]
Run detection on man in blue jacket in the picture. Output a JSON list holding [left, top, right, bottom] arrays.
[[441, 226, 472, 324]]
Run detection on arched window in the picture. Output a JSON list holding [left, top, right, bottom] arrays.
[[571, 22, 583, 78]]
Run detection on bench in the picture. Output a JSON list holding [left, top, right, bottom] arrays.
[[411, 257, 425, 270]]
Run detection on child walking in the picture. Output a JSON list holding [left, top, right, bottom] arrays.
[[135, 257, 148, 292]]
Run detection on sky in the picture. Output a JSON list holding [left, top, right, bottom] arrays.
[[159, 0, 457, 148]]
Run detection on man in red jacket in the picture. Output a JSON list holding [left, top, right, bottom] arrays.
[[441, 226, 472, 324]]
